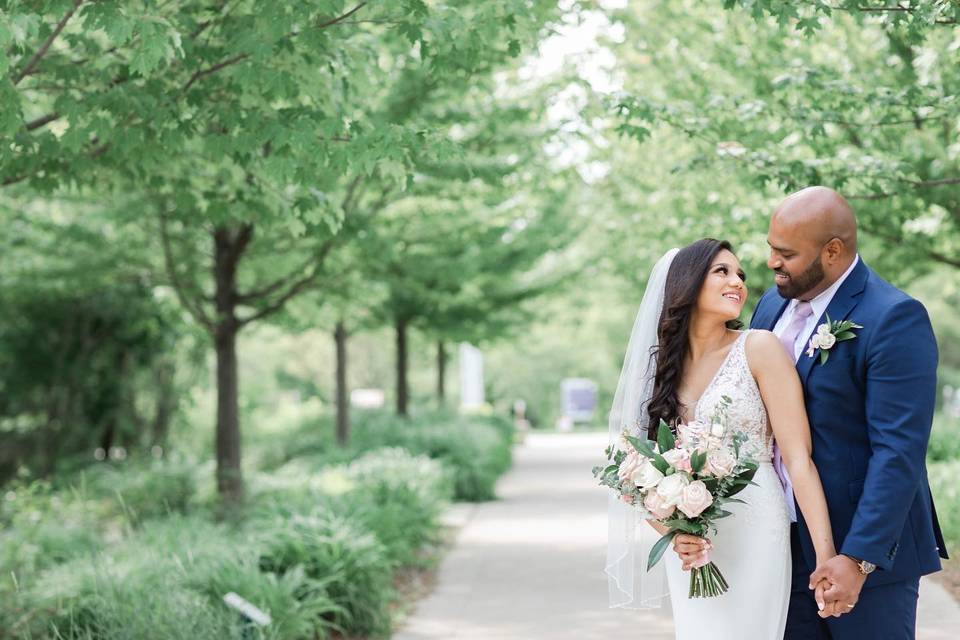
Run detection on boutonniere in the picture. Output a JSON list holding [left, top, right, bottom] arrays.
[[806, 315, 863, 364]]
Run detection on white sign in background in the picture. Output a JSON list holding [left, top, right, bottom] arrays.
[[459, 342, 485, 409]]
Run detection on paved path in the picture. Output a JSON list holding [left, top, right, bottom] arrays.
[[395, 431, 960, 640]]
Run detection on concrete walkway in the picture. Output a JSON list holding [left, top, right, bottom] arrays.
[[395, 432, 960, 640]]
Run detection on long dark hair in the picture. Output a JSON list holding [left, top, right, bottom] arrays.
[[645, 238, 743, 439]]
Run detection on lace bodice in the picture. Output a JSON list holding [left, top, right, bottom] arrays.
[[694, 331, 774, 462]]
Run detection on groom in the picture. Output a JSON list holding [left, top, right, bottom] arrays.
[[676, 187, 948, 638], [754, 187, 946, 638]]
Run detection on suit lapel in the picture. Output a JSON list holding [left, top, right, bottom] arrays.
[[767, 297, 790, 331], [796, 259, 869, 386], [753, 291, 790, 331]]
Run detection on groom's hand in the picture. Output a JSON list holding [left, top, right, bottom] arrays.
[[810, 555, 866, 617], [672, 534, 711, 571]]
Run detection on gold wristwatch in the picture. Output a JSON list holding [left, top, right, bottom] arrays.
[[843, 554, 876, 575]]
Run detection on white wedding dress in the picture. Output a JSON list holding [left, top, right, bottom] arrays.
[[662, 331, 791, 639]]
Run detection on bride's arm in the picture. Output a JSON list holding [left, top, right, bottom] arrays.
[[746, 330, 837, 565], [645, 520, 670, 536]]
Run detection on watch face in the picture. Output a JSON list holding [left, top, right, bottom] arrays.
[[861, 561, 876, 574]]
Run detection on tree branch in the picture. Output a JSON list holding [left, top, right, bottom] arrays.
[[847, 191, 894, 201], [338, 19, 404, 26], [229, 223, 254, 265], [159, 210, 214, 330], [906, 176, 960, 187], [826, 3, 957, 24], [26, 112, 62, 131], [818, 113, 953, 128], [13, 0, 84, 85], [317, 3, 368, 29], [860, 220, 960, 269], [180, 53, 250, 94], [1, 173, 28, 187], [181, 2, 369, 96], [236, 251, 322, 304], [237, 196, 386, 326], [237, 238, 338, 326], [342, 174, 364, 213]]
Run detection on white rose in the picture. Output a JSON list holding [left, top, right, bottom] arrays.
[[816, 323, 832, 337], [705, 449, 737, 477], [656, 472, 691, 507], [818, 332, 837, 349], [809, 334, 823, 349], [677, 480, 714, 518], [662, 448, 692, 472], [631, 459, 664, 490]]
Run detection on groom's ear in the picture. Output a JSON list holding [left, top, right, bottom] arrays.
[[823, 237, 846, 263]]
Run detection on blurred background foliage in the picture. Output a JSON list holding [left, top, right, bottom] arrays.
[[1, 0, 959, 636]]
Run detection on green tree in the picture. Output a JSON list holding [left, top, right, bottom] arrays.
[[2, 1, 567, 502], [354, 75, 586, 415], [0, 197, 187, 480], [612, 0, 960, 280]]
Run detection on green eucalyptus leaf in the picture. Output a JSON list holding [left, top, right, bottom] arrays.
[[657, 421, 676, 453], [647, 531, 678, 571]]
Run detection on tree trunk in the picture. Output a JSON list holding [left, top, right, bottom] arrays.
[[334, 320, 350, 446], [436, 339, 447, 406], [151, 358, 176, 449], [396, 316, 409, 417], [98, 350, 127, 452], [213, 224, 252, 505]]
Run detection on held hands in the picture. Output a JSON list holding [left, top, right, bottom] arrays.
[[672, 533, 712, 571], [809, 555, 867, 618]]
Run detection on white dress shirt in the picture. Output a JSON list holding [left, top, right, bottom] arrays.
[[772, 255, 860, 361]]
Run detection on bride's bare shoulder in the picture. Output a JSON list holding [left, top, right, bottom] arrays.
[[744, 330, 792, 375]]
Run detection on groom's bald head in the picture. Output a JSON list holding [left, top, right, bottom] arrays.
[[773, 186, 858, 252], [767, 187, 859, 300]]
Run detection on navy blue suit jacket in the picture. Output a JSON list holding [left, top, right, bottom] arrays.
[[750, 259, 948, 587]]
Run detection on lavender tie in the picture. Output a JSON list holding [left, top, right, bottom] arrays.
[[774, 300, 813, 522]]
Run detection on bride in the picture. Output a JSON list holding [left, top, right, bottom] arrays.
[[606, 239, 835, 639]]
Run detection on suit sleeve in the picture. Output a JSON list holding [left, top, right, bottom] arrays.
[[839, 299, 938, 570]]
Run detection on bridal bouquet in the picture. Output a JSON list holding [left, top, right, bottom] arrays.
[[593, 396, 758, 598]]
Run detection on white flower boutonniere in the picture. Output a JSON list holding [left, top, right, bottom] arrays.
[[806, 314, 863, 364]]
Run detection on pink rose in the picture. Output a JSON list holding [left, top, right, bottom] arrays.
[[705, 449, 736, 478], [677, 480, 714, 518], [620, 493, 635, 505], [662, 448, 692, 473], [618, 451, 641, 485], [643, 490, 676, 520]]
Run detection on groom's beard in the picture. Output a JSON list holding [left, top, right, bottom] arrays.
[[775, 256, 826, 300]]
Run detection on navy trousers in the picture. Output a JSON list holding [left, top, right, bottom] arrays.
[[784, 524, 920, 640]]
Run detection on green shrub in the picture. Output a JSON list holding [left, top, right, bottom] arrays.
[[335, 448, 450, 566], [186, 554, 341, 640], [81, 461, 198, 523], [345, 447, 452, 505], [929, 460, 960, 553], [928, 413, 960, 463], [348, 411, 513, 501], [1, 409, 512, 639], [0, 483, 106, 584], [257, 512, 394, 638], [7, 519, 238, 639]]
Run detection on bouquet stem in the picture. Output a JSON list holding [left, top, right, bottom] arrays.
[[688, 561, 729, 598]]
